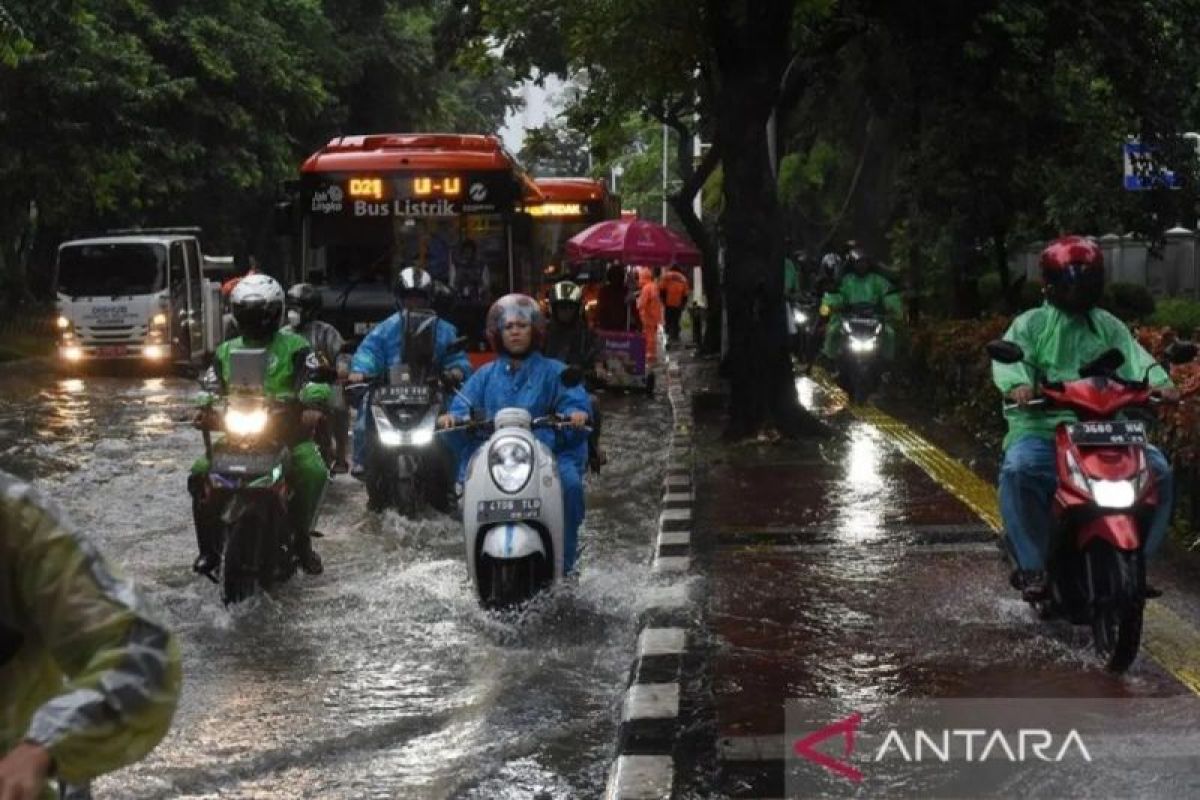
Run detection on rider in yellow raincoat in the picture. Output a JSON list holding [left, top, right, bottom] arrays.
[[0, 471, 181, 799]]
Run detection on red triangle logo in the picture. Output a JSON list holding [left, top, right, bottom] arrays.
[[792, 712, 864, 783]]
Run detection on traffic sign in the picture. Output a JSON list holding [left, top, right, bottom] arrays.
[[1123, 141, 1181, 191]]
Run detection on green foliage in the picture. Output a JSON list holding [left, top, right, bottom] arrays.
[[519, 119, 591, 177], [1149, 298, 1200, 337], [1103, 283, 1156, 321], [0, 1, 516, 306]]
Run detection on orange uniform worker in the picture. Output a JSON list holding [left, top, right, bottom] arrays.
[[658, 266, 690, 343], [636, 267, 664, 366]]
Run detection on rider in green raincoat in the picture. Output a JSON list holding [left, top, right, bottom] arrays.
[[820, 249, 902, 360], [0, 471, 180, 799], [189, 275, 332, 577]]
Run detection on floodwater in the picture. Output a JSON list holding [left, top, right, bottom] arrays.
[[0, 360, 669, 798]]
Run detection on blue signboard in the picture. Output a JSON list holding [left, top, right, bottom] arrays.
[[1123, 141, 1180, 191]]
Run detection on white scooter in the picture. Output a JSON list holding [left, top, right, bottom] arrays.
[[446, 372, 585, 608]]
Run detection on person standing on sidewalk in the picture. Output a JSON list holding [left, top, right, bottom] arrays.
[[659, 265, 690, 344], [636, 267, 664, 367], [0, 471, 181, 800]]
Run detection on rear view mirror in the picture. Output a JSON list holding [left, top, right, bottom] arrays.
[[1166, 340, 1198, 365], [1079, 348, 1125, 378], [986, 340, 1025, 364]]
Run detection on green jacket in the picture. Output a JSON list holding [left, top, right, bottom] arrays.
[[783, 257, 801, 296], [0, 472, 181, 792], [992, 303, 1173, 449], [822, 272, 901, 317], [201, 330, 332, 407]]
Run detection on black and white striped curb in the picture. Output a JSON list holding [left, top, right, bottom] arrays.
[[606, 355, 696, 799]]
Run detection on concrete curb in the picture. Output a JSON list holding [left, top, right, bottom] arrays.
[[606, 353, 696, 800]]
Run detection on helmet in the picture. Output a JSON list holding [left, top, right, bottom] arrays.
[[485, 293, 545, 353], [230, 274, 285, 341], [550, 281, 583, 308], [286, 283, 322, 324], [846, 247, 870, 274], [395, 266, 433, 306], [1040, 235, 1104, 313]]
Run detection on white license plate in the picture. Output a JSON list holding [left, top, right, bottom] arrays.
[[477, 498, 542, 523], [1068, 420, 1147, 447]]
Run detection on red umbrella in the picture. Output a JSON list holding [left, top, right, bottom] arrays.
[[566, 218, 702, 266]]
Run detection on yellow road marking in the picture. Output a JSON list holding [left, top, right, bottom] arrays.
[[810, 372, 1200, 693]]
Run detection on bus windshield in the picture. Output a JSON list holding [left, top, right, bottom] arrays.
[[57, 243, 166, 298]]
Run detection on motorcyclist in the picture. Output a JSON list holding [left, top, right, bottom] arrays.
[[994, 235, 1178, 601], [189, 274, 332, 576], [347, 266, 471, 480], [544, 280, 607, 472], [437, 294, 592, 573], [0, 471, 181, 800], [285, 283, 350, 474], [820, 247, 902, 361]]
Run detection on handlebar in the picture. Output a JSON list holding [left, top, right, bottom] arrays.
[[436, 414, 592, 435], [1003, 390, 1174, 413]]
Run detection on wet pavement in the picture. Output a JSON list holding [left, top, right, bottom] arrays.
[[677, 356, 1200, 799], [0, 358, 670, 799]]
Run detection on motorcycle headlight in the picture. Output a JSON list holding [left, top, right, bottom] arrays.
[[225, 406, 268, 436], [849, 337, 877, 353], [793, 309, 808, 325], [410, 427, 435, 447], [489, 436, 533, 494], [1091, 479, 1137, 509], [842, 320, 853, 334]]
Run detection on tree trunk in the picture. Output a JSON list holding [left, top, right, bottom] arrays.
[[666, 119, 722, 354]]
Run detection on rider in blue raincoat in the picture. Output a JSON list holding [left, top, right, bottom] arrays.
[[438, 294, 592, 573], [348, 267, 471, 477]]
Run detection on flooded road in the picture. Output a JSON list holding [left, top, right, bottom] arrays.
[[0, 360, 669, 798]]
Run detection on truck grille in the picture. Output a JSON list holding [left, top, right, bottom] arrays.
[[78, 322, 147, 344]]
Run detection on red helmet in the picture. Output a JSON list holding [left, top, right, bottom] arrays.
[[485, 293, 546, 353], [1040, 235, 1104, 313]]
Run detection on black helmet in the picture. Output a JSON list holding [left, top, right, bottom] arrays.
[[395, 266, 433, 307], [846, 247, 870, 275], [286, 283, 322, 324], [231, 274, 285, 341]]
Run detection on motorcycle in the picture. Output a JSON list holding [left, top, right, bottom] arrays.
[[787, 291, 822, 367], [836, 301, 885, 403], [347, 365, 456, 515], [986, 338, 1196, 671], [444, 370, 587, 609], [197, 350, 310, 605]]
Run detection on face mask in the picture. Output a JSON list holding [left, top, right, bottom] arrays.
[[286, 309, 302, 328]]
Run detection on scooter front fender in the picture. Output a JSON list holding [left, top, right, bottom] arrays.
[[481, 523, 545, 560], [1077, 514, 1141, 552]]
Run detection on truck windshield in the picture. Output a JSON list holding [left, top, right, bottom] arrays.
[[57, 243, 166, 298]]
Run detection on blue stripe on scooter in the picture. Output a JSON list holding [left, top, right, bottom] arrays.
[[505, 523, 514, 557]]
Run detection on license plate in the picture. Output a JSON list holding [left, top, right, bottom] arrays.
[[477, 498, 542, 523], [212, 451, 280, 476], [354, 322, 376, 335], [1068, 420, 1147, 447], [377, 384, 429, 403], [96, 345, 127, 357]]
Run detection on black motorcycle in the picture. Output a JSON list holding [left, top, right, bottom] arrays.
[[788, 291, 822, 366], [836, 302, 885, 403], [198, 350, 310, 605]]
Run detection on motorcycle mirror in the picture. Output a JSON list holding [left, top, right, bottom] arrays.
[[1166, 340, 1198, 365], [986, 340, 1025, 364], [560, 366, 584, 388], [1079, 347, 1125, 378]]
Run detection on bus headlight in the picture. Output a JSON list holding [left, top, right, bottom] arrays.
[[489, 436, 533, 494], [225, 407, 269, 436]]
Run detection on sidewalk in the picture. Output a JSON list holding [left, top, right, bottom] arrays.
[[671, 350, 1198, 798]]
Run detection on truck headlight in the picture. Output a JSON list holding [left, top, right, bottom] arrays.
[[225, 407, 268, 436], [151, 312, 168, 327], [62, 345, 83, 361], [143, 344, 165, 360], [489, 436, 533, 494], [56, 315, 71, 330]]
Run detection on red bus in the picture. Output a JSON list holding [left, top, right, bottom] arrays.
[[527, 178, 620, 288], [283, 133, 542, 349]]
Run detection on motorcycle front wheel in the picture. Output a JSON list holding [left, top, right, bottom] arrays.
[[483, 556, 541, 610], [1087, 547, 1145, 672]]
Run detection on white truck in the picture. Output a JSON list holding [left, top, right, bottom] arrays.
[[54, 228, 223, 370]]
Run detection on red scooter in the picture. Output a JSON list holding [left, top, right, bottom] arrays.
[[986, 340, 1195, 672]]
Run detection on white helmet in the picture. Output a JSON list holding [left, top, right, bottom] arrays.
[[230, 273, 285, 340], [395, 266, 434, 307]]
